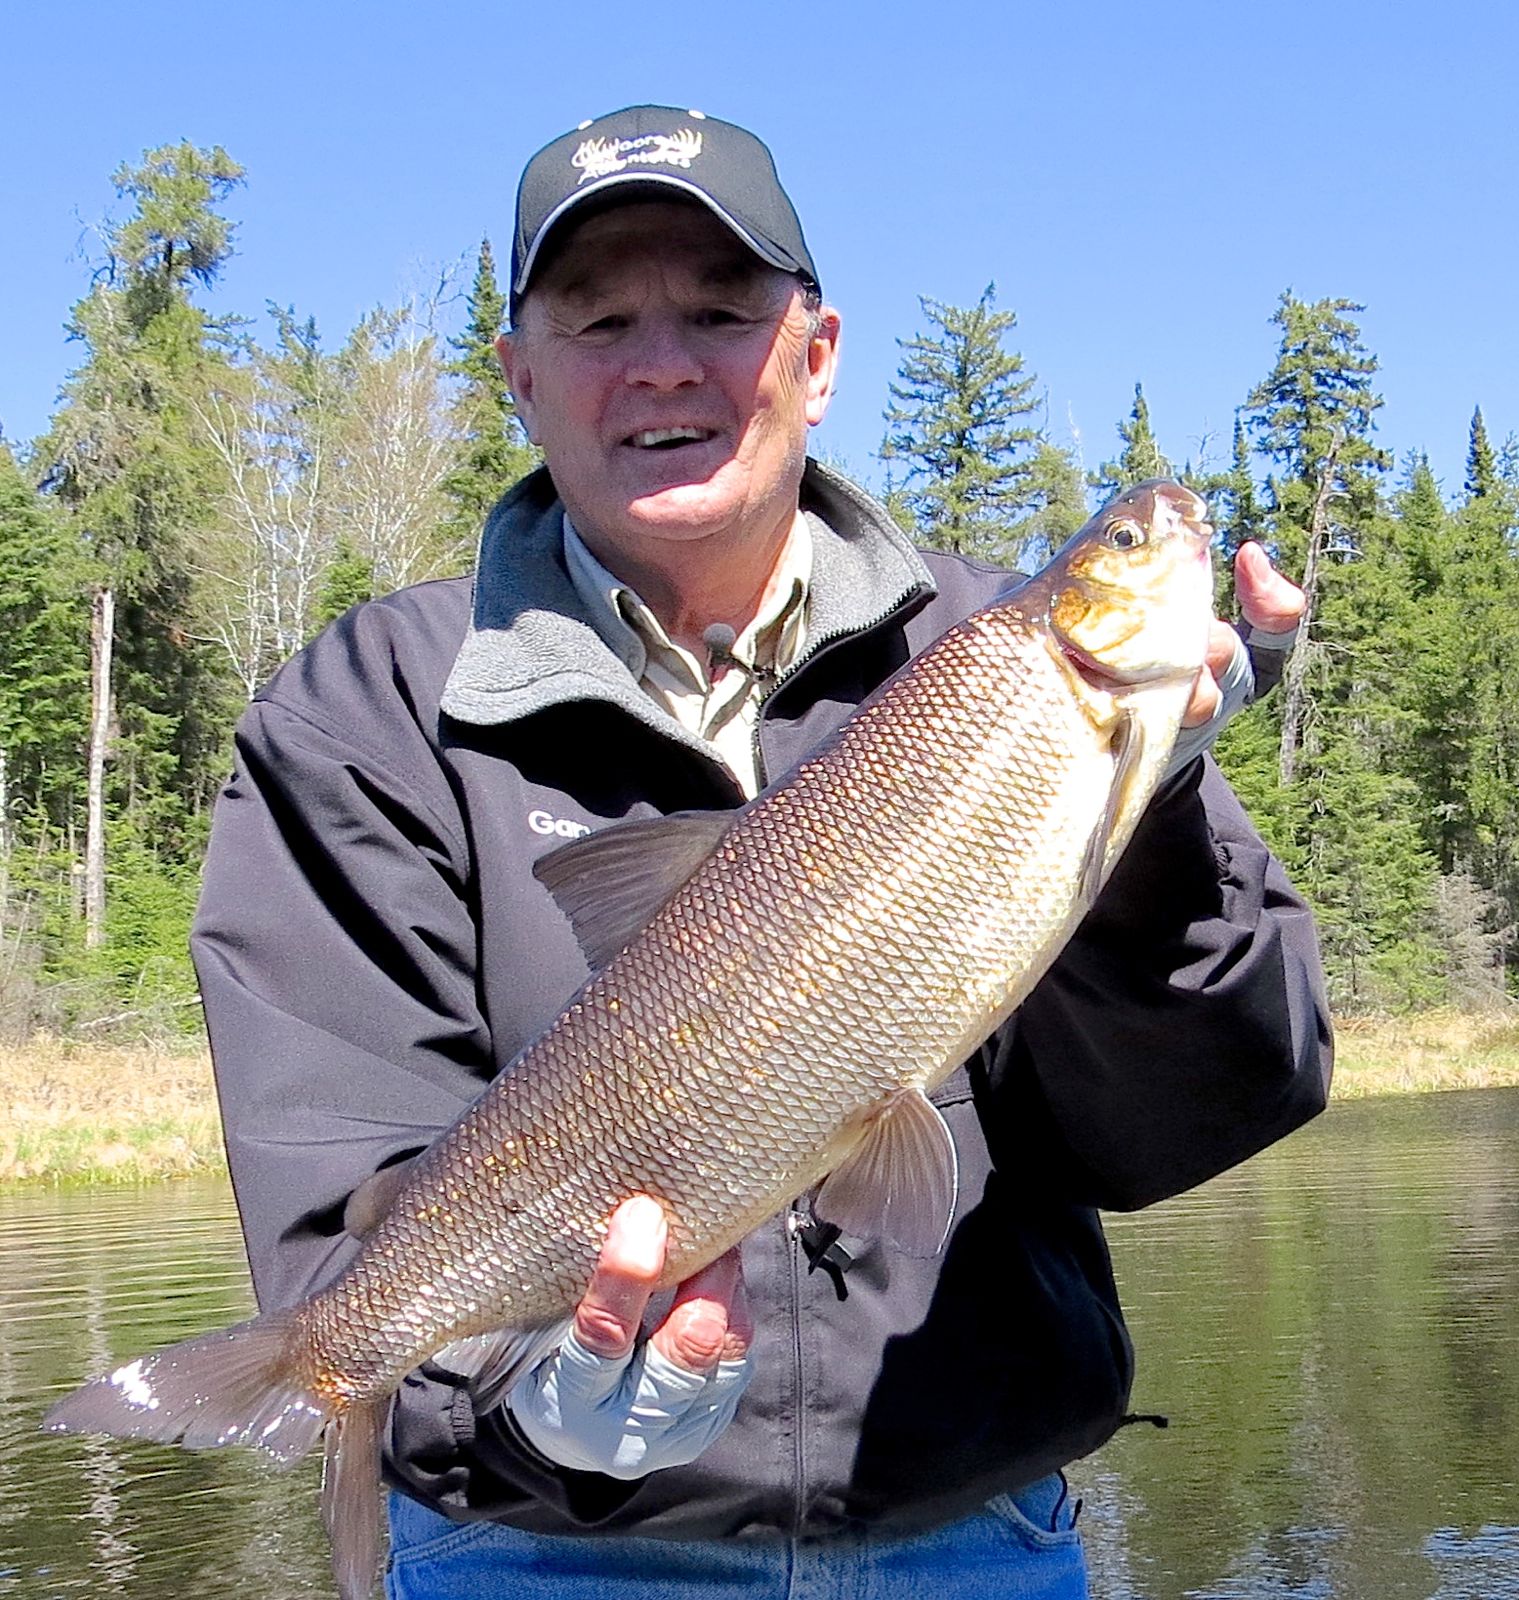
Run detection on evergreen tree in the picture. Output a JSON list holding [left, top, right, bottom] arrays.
[[36, 142, 243, 960], [1244, 293, 1388, 560], [313, 536, 376, 628], [0, 448, 89, 839], [1013, 440, 1089, 569], [1242, 291, 1388, 785], [1213, 292, 1447, 1008], [1441, 454, 1519, 959], [440, 239, 535, 557], [1204, 414, 1267, 603], [1089, 382, 1173, 505], [1466, 406, 1497, 500], [879, 285, 1047, 564]]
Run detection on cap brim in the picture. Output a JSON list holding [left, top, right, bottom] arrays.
[[514, 172, 806, 297]]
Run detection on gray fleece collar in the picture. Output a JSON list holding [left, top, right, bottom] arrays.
[[440, 460, 935, 749]]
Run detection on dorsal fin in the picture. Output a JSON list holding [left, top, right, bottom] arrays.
[[534, 809, 739, 970]]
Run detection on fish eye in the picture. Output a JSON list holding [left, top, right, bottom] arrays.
[[1108, 521, 1146, 550]]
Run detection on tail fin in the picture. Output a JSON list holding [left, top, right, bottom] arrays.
[[41, 1309, 329, 1463], [45, 1310, 387, 1599]]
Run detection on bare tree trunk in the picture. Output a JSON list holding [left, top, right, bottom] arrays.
[[1278, 434, 1342, 787], [0, 743, 10, 962], [85, 585, 115, 949]]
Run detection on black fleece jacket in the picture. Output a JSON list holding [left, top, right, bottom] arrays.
[[190, 463, 1332, 1542]]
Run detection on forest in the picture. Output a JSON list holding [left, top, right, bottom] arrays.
[[2, 141, 1515, 1039]]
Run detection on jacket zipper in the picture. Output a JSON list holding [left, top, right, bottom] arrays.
[[750, 591, 924, 789], [785, 1207, 808, 1536]]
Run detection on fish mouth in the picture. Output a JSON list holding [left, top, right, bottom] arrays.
[[1061, 640, 1130, 691], [1149, 484, 1214, 551], [621, 426, 721, 452]]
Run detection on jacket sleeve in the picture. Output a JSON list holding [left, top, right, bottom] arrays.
[[191, 679, 645, 1522], [191, 691, 490, 1313], [984, 754, 1333, 1211]]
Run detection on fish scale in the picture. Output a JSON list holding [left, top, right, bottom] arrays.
[[299, 562, 1183, 1399], [44, 479, 1216, 1600]]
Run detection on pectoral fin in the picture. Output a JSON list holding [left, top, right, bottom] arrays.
[[1078, 708, 1144, 907], [813, 1089, 959, 1257]]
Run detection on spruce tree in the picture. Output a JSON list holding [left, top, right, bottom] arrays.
[[1202, 414, 1266, 588], [1089, 382, 1173, 506], [1242, 291, 1388, 785], [0, 448, 89, 839], [1218, 292, 1450, 1008], [36, 142, 243, 959], [1015, 440, 1089, 567], [879, 285, 1047, 564], [1466, 406, 1497, 500], [440, 238, 535, 557]]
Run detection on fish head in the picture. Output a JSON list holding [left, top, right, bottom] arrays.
[[1042, 479, 1214, 687]]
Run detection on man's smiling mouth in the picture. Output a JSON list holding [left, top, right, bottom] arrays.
[[625, 427, 719, 450]]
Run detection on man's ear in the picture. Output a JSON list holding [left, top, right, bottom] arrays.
[[495, 331, 540, 444], [805, 308, 842, 428]]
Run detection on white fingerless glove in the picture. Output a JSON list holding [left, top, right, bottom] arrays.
[[505, 1329, 756, 1480], [1164, 629, 1256, 780]]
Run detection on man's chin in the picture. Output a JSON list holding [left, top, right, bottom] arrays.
[[621, 483, 736, 539]]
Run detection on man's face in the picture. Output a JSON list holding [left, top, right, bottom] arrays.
[[498, 201, 840, 565]]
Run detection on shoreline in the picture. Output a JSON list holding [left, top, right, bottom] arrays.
[[4, 1015, 1519, 1188]]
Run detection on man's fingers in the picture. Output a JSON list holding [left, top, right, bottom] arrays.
[[573, 1195, 668, 1359], [1181, 623, 1233, 728], [650, 1247, 751, 1373], [1235, 541, 1305, 634]]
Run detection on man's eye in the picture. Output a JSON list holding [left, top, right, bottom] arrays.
[[695, 308, 748, 327]]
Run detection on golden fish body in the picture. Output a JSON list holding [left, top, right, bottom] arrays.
[[46, 479, 1216, 1596]]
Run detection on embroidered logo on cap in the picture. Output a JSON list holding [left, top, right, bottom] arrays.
[[572, 129, 703, 185]]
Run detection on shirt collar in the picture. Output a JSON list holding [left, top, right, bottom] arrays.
[[561, 512, 814, 688]]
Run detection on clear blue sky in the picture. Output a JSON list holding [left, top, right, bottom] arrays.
[[4, 0, 1514, 501]]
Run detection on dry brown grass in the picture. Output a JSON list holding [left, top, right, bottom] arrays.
[[0, 1041, 225, 1185], [3, 1015, 1517, 1186], [1331, 1010, 1519, 1098]]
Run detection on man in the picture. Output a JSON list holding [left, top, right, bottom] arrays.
[[192, 107, 1330, 1598]]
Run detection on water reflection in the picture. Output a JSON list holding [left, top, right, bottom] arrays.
[[1076, 1088, 1519, 1599], [1, 1092, 1517, 1598], [0, 1182, 328, 1597]]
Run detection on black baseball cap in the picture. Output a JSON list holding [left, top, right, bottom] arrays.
[[511, 105, 818, 306]]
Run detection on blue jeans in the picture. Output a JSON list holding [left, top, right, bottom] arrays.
[[385, 1476, 1087, 1599]]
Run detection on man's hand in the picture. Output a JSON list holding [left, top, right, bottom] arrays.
[[505, 1195, 756, 1479], [1168, 543, 1305, 774], [1234, 539, 1306, 636]]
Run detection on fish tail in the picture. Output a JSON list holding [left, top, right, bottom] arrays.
[[46, 1311, 389, 1599], [41, 1308, 330, 1464], [322, 1397, 388, 1600]]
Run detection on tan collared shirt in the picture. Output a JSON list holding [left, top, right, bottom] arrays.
[[563, 514, 812, 798]]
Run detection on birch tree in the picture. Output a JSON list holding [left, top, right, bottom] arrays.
[[194, 313, 339, 695]]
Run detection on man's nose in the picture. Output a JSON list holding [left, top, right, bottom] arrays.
[[623, 317, 703, 389]]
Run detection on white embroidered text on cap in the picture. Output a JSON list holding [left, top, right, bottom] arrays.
[[573, 130, 703, 185]]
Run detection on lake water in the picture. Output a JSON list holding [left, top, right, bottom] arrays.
[[3, 1090, 1517, 1598]]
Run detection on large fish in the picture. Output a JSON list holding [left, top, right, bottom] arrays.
[[44, 480, 1215, 1597]]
